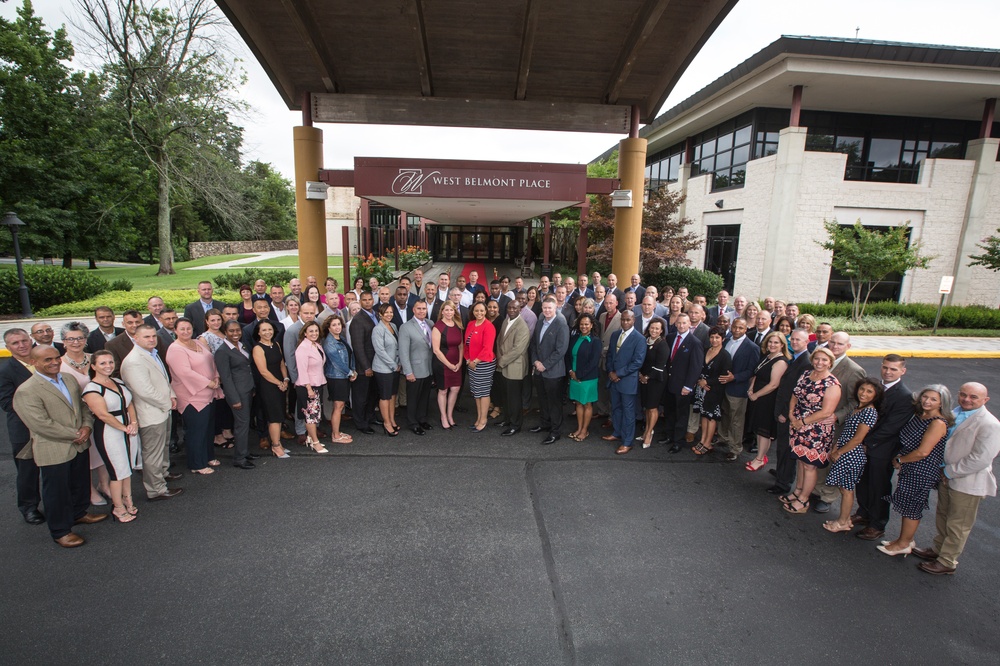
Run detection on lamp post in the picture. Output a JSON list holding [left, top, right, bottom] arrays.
[[1, 212, 33, 318]]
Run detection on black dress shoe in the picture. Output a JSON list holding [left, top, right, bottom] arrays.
[[419, 422, 434, 431], [668, 444, 682, 453], [233, 460, 256, 469], [23, 509, 45, 525], [765, 485, 787, 495], [411, 426, 425, 436], [246, 453, 260, 461], [501, 428, 520, 437], [529, 426, 549, 433], [657, 437, 671, 445], [541, 434, 560, 445], [164, 472, 184, 481], [495, 421, 510, 428], [373, 417, 384, 425], [359, 427, 376, 435]]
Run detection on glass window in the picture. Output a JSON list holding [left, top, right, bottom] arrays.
[[735, 125, 752, 146], [701, 138, 716, 156], [717, 133, 733, 153], [715, 151, 731, 170], [869, 138, 902, 168], [733, 144, 750, 166]]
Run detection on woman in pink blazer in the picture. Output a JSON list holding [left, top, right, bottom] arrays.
[[166, 318, 224, 474], [294, 321, 329, 453]]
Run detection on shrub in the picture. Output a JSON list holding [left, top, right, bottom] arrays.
[[37, 288, 238, 317], [641, 266, 725, 300], [823, 315, 923, 334], [0, 266, 111, 314], [352, 254, 395, 286], [110, 279, 134, 292], [397, 246, 431, 270], [212, 268, 297, 291], [796, 301, 1000, 329]]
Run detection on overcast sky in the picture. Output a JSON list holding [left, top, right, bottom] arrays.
[[4, 0, 998, 180]]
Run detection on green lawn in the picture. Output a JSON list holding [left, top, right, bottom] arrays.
[[1, 255, 255, 291], [238, 255, 343, 268], [864, 328, 1000, 337]]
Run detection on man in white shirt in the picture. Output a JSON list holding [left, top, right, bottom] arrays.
[[270, 285, 288, 320]]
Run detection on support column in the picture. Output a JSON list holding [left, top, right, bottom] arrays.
[[341, 226, 351, 292], [360, 199, 371, 256], [610, 136, 648, 280], [949, 137, 999, 305], [399, 210, 408, 248], [758, 127, 808, 299], [293, 125, 326, 284], [789, 85, 803, 127], [576, 203, 589, 277]]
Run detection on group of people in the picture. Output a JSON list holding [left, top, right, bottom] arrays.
[[2, 271, 997, 575]]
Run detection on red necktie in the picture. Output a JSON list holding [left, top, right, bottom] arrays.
[[671, 335, 682, 360]]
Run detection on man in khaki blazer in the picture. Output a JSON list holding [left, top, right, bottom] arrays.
[[597, 295, 622, 421], [13, 346, 102, 548], [120, 325, 183, 501], [914, 382, 1000, 575], [496, 301, 530, 436]]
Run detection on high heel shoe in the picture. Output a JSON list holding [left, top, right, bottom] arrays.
[[111, 505, 136, 523], [876, 542, 913, 557], [122, 494, 138, 516], [306, 437, 329, 453], [383, 427, 399, 437], [272, 444, 290, 459], [745, 456, 768, 472]]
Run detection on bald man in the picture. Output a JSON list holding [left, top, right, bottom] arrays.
[[913, 383, 999, 575]]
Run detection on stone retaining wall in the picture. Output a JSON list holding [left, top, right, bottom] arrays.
[[189, 240, 299, 259]]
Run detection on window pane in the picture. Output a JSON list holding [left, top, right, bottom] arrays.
[[930, 142, 961, 159], [733, 144, 750, 166], [701, 138, 716, 156], [735, 125, 752, 146], [807, 134, 835, 151], [717, 132, 733, 153], [715, 151, 731, 169], [700, 156, 715, 172], [869, 138, 902, 168], [836, 137, 864, 166]]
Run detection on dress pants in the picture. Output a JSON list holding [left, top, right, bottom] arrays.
[[933, 478, 983, 570], [720, 394, 748, 454], [351, 373, 377, 430], [138, 419, 170, 499], [773, 419, 796, 493], [537, 375, 564, 435], [814, 465, 841, 503], [503, 376, 524, 429], [856, 454, 895, 530], [229, 389, 254, 465], [686, 407, 701, 436], [182, 403, 215, 470], [662, 391, 692, 445], [10, 438, 41, 516], [596, 368, 611, 416], [39, 450, 90, 539], [405, 376, 431, 426], [610, 385, 638, 445]]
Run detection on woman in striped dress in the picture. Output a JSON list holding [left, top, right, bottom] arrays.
[[465, 302, 497, 432]]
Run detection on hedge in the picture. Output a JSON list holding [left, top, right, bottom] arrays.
[[37, 288, 238, 317], [795, 301, 1000, 329], [0, 266, 111, 314], [640, 266, 725, 300], [212, 268, 298, 291]]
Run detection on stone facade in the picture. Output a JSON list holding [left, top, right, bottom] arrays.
[[189, 240, 299, 259]]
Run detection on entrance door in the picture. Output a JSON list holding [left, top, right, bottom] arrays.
[[704, 224, 740, 292]]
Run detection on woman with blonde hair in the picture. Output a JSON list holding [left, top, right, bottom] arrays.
[[433, 301, 464, 429], [745, 331, 790, 471]]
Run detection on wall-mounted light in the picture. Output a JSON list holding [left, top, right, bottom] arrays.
[[715, 199, 724, 209]]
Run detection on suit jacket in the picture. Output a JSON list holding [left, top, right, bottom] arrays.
[[0, 357, 33, 446], [390, 300, 414, 329], [12, 372, 93, 466], [665, 332, 704, 395], [598, 310, 622, 370], [157, 327, 177, 347], [215, 342, 255, 406], [530, 315, 570, 379], [707, 304, 736, 326], [725, 336, 761, 397], [609, 288, 627, 311], [606, 328, 646, 395], [242, 318, 285, 351], [143, 314, 163, 330], [749, 327, 771, 348], [944, 407, 1000, 497], [106, 333, 170, 379], [775, 350, 812, 420], [350, 309, 378, 372], [831, 356, 866, 435], [863, 381, 913, 459], [422, 298, 443, 323], [371, 323, 400, 374], [120, 346, 175, 427], [626, 285, 645, 302], [283, 320, 304, 383], [691, 322, 711, 348], [183, 299, 228, 336], [496, 315, 530, 380], [490, 294, 512, 317], [86, 326, 124, 353], [398, 318, 434, 379]]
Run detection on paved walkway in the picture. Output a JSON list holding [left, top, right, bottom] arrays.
[[188, 250, 301, 270]]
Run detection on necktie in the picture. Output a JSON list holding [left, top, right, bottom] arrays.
[[616, 331, 626, 351], [671, 335, 682, 360], [422, 321, 431, 346]]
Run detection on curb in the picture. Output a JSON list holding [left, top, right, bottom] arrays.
[[849, 350, 1000, 359]]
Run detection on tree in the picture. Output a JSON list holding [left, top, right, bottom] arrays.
[[75, 0, 251, 274], [819, 220, 933, 321], [968, 228, 1000, 272], [586, 186, 702, 273]]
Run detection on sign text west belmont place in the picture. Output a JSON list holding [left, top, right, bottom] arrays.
[[391, 168, 552, 195]]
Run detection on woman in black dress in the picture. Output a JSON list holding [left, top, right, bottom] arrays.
[[692, 326, 732, 455], [638, 317, 669, 449], [744, 331, 789, 471], [251, 321, 290, 458]]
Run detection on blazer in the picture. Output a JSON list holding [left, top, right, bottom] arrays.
[[372, 322, 400, 374], [283, 320, 304, 382], [605, 328, 646, 395], [598, 310, 622, 371], [626, 284, 645, 302], [530, 315, 570, 379], [944, 407, 1000, 497], [106, 333, 170, 379], [0, 357, 34, 445], [725, 336, 761, 397], [690, 322, 711, 348], [609, 288, 627, 311], [422, 298, 442, 323], [665, 332, 704, 395], [12, 372, 94, 466], [120, 346, 175, 426], [157, 327, 177, 347], [831, 355, 867, 435], [86, 326, 124, 353], [774, 350, 812, 421], [706, 304, 736, 326], [215, 342, 255, 406], [569, 335, 601, 382], [390, 301, 414, 329], [143, 314, 163, 330], [862, 381, 913, 459], [350, 309, 378, 372], [398, 318, 434, 379], [294, 341, 327, 386], [183, 299, 227, 336], [640, 338, 670, 385], [496, 315, 530, 380], [489, 294, 512, 317]]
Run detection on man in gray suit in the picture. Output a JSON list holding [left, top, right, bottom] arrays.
[[399, 300, 435, 435], [284, 302, 318, 444], [156, 308, 179, 346], [529, 297, 570, 445], [496, 300, 531, 436], [183, 281, 227, 336], [706, 290, 736, 326], [215, 321, 257, 469]]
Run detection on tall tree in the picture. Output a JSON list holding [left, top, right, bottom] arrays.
[[75, 0, 250, 274]]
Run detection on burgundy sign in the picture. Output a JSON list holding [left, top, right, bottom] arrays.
[[353, 157, 586, 201]]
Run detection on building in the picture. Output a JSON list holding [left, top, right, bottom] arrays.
[[604, 36, 1000, 307]]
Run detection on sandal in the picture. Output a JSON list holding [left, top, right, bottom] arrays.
[[208, 459, 221, 467], [214, 440, 234, 449], [745, 457, 767, 472], [111, 505, 136, 523], [577, 432, 590, 442], [692, 443, 711, 455], [191, 468, 215, 475], [568, 433, 580, 441], [783, 498, 810, 514], [332, 433, 353, 444], [122, 494, 138, 516], [823, 520, 853, 533], [779, 493, 800, 506]]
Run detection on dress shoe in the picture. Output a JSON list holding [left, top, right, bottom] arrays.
[[723, 451, 739, 462], [233, 460, 256, 469], [768, 468, 777, 477], [149, 488, 184, 501], [359, 427, 376, 435], [419, 422, 434, 431], [23, 509, 45, 525], [280, 429, 296, 439], [668, 444, 682, 453], [917, 560, 956, 575], [411, 426, 425, 436], [749, 444, 758, 454], [373, 417, 385, 425], [856, 526, 885, 541], [259, 437, 270, 449], [529, 426, 549, 433], [169, 443, 180, 455], [501, 428, 520, 437], [849, 513, 869, 526], [685, 432, 695, 442], [53, 533, 85, 548], [812, 500, 831, 514], [246, 453, 260, 460], [297, 434, 308, 444], [657, 437, 671, 445], [765, 485, 787, 495], [615, 445, 631, 455], [541, 435, 559, 445], [602, 435, 620, 442], [165, 472, 184, 481], [912, 547, 939, 561], [494, 421, 510, 428], [74, 513, 108, 525]]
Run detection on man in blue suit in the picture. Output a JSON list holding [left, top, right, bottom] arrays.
[[717, 317, 760, 462], [605, 310, 647, 455], [658, 313, 704, 452]]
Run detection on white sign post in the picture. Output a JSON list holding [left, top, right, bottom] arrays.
[[933, 276, 954, 335]]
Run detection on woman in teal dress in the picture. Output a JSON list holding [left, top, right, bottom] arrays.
[[568, 314, 601, 442]]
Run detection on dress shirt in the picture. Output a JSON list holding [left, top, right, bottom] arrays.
[[394, 302, 409, 323], [200, 300, 213, 313], [43, 373, 73, 404], [149, 348, 169, 378], [616, 327, 632, 349], [883, 378, 901, 391], [725, 334, 745, 358], [540, 316, 554, 338], [224, 339, 249, 359]]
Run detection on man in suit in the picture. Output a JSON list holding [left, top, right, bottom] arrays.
[[391, 285, 415, 329], [144, 296, 166, 330], [749, 311, 773, 347], [183, 281, 227, 336], [625, 274, 645, 303], [107, 310, 170, 378], [88, 306, 125, 352], [812, 331, 867, 512], [595, 294, 622, 421], [914, 382, 1000, 575], [688, 304, 711, 348], [120, 325, 183, 500], [529, 297, 570, 445], [30, 322, 65, 356], [215, 321, 257, 469], [436, 272, 450, 303], [156, 308, 179, 346], [243, 299, 285, 350], [397, 277, 420, 306], [635, 296, 658, 335], [809, 322, 834, 352], [496, 300, 531, 436], [605, 310, 647, 454], [706, 290, 736, 327], [410, 269, 425, 297], [488, 280, 512, 315], [350, 291, 379, 434], [659, 313, 704, 452], [422, 282, 442, 322], [398, 301, 435, 435], [570, 274, 595, 302], [269, 285, 288, 321], [855, 354, 913, 541], [717, 317, 760, 461], [0, 329, 44, 525], [448, 288, 471, 327], [251, 279, 271, 306], [767, 329, 812, 496], [284, 301, 318, 444], [606, 273, 627, 312], [13, 345, 104, 547]]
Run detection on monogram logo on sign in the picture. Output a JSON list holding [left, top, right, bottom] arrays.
[[391, 169, 441, 195]]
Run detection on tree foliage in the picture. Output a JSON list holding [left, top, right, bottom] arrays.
[[968, 227, 1000, 272], [819, 220, 933, 321]]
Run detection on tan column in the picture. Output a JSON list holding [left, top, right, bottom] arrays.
[[949, 137, 999, 305], [293, 126, 327, 283], [611, 137, 648, 280]]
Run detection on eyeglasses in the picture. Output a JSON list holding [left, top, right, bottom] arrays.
[[63, 337, 86, 343], [34, 328, 53, 334]]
